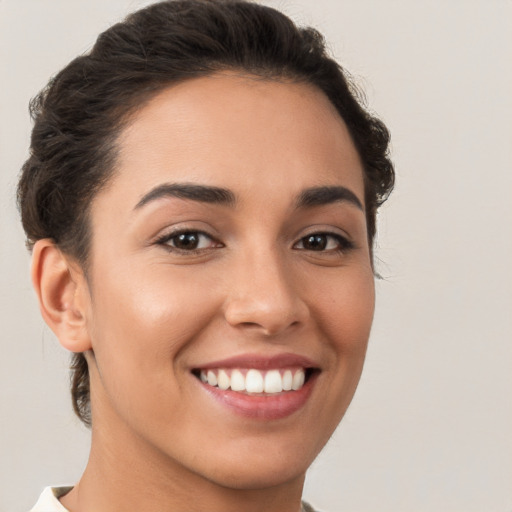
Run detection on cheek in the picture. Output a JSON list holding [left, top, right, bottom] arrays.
[[309, 265, 375, 356], [86, 262, 221, 396], [314, 266, 375, 420]]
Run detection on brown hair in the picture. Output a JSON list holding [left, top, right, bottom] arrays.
[[17, 0, 394, 427]]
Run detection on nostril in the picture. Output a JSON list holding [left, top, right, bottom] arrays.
[[239, 321, 261, 329], [231, 319, 298, 337]]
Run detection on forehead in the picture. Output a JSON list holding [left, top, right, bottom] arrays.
[[102, 73, 365, 209]]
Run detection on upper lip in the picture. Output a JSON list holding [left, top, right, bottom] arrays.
[[193, 353, 319, 371]]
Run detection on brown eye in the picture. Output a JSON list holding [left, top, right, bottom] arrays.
[[302, 234, 328, 251], [157, 231, 221, 252], [294, 233, 354, 252], [172, 232, 201, 250]]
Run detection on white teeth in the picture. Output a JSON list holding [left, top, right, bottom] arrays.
[[230, 369, 245, 391], [246, 369, 264, 393], [217, 369, 230, 390], [207, 370, 217, 386], [282, 370, 293, 391], [292, 369, 305, 390], [264, 370, 283, 393], [198, 368, 309, 393]]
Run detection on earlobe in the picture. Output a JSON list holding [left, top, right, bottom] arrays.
[[31, 239, 92, 353]]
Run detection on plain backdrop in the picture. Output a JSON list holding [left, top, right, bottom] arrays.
[[1, 1, 511, 511]]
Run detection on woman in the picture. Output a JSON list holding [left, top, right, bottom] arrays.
[[18, 1, 393, 511]]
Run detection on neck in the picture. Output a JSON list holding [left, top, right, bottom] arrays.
[[60, 418, 306, 512]]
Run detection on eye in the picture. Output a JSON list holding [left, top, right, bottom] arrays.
[[156, 230, 221, 252], [294, 233, 353, 252]]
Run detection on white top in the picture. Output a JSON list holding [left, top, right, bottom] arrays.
[[29, 487, 72, 512]]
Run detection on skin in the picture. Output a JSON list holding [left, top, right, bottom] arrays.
[[33, 73, 375, 512]]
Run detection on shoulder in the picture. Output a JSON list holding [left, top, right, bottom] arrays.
[[29, 487, 73, 512], [302, 501, 321, 512]]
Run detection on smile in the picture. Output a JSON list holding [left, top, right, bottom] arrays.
[[197, 367, 307, 394], [192, 354, 320, 420]]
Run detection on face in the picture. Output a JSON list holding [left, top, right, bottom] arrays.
[[81, 73, 374, 490]]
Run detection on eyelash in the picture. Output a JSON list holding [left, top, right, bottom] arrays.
[[293, 233, 354, 253], [155, 230, 222, 254], [155, 229, 354, 255]]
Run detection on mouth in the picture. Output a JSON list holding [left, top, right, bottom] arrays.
[[192, 367, 315, 394], [191, 354, 320, 420]]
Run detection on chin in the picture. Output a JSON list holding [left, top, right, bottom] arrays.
[[206, 460, 308, 491], [192, 437, 319, 491]]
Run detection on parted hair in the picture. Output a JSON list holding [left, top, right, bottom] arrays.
[[17, 0, 394, 427]]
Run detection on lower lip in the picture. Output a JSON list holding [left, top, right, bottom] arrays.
[[196, 373, 318, 420]]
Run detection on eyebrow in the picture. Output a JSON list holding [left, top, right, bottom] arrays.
[[296, 186, 363, 210], [134, 182, 363, 212], [134, 183, 236, 209]]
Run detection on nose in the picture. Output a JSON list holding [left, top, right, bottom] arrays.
[[223, 247, 309, 337]]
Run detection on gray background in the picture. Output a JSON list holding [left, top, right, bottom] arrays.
[[1, 1, 511, 511]]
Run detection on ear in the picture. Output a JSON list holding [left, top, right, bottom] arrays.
[[31, 239, 92, 353]]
